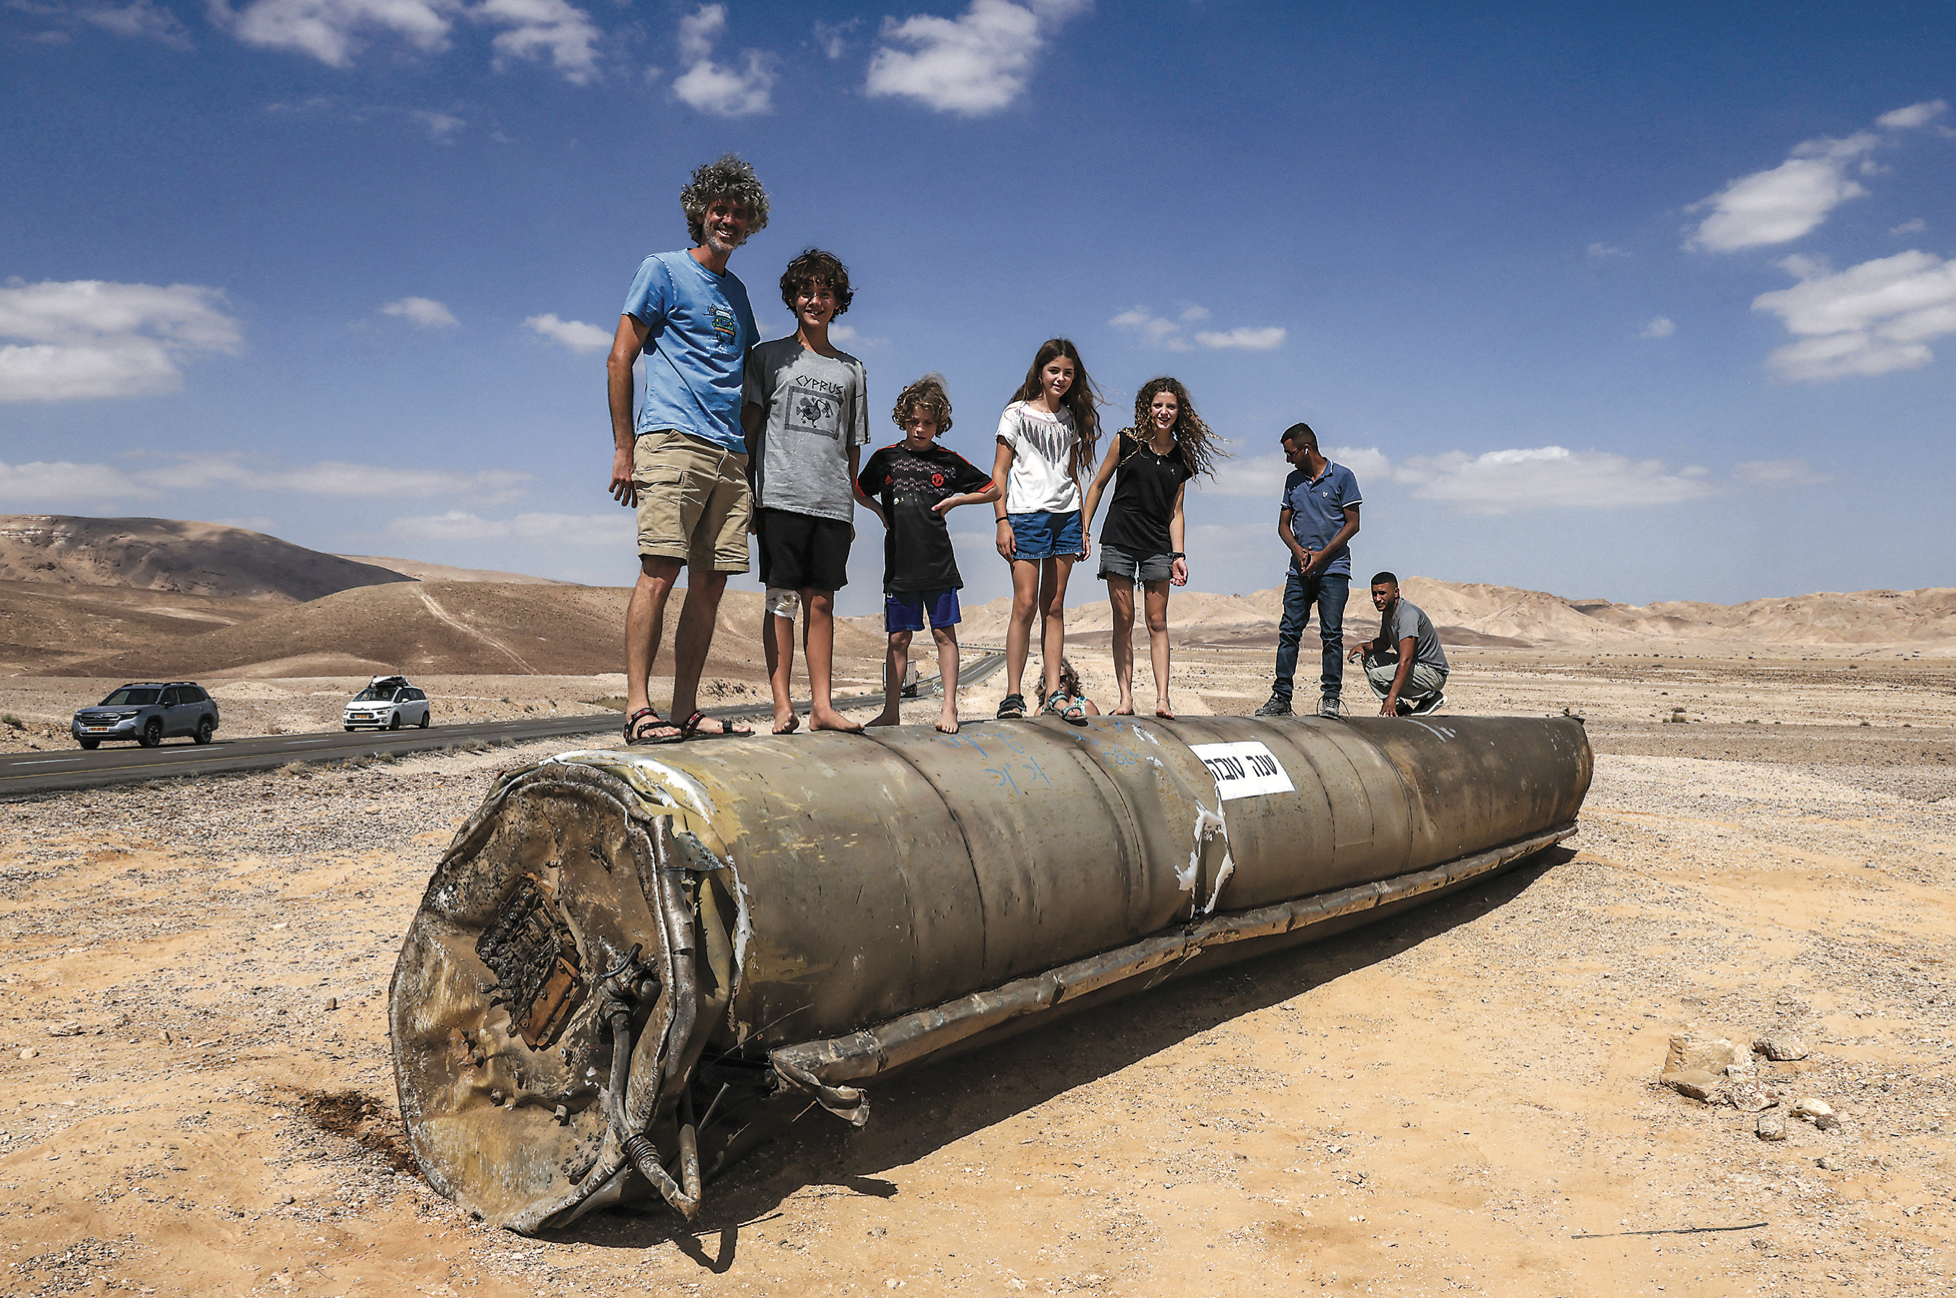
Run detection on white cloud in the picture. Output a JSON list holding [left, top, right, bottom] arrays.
[[1204, 451, 1289, 497], [1392, 447, 1724, 513], [1205, 442, 1822, 512], [812, 16, 855, 59], [1109, 307, 1189, 351], [1195, 326, 1286, 351], [0, 279, 242, 402], [1687, 102, 1949, 253], [0, 453, 529, 506], [1202, 446, 1388, 498], [83, 0, 194, 47], [387, 509, 628, 545], [826, 322, 887, 350], [215, 0, 601, 82], [217, 0, 457, 66], [1111, 305, 1283, 353], [1752, 249, 1956, 381], [670, 4, 773, 116], [1641, 316, 1676, 338], [476, 0, 600, 82], [1876, 99, 1949, 130], [0, 459, 150, 502], [1891, 217, 1926, 235], [1587, 242, 1631, 259], [1686, 133, 1876, 252], [381, 295, 458, 327], [865, 0, 1087, 116], [525, 312, 612, 353], [411, 109, 464, 141]]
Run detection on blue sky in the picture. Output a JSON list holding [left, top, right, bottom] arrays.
[[3, 0, 1953, 615]]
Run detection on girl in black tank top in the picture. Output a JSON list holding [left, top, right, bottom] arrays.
[[1080, 378, 1226, 718]]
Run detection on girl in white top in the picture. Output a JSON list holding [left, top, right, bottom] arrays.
[[990, 337, 1103, 721]]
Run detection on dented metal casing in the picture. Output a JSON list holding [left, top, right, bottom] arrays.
[[388, 714, 1591, 1232]]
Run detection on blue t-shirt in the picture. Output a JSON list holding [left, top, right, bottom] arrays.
[[1280, 461, 1363, 576], [621, 251, 758, 453]]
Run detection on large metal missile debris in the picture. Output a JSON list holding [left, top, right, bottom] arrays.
[[388, 714, 1591, 1232]]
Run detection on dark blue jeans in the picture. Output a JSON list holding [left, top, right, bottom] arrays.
[[1272, 570, 1347, 703]]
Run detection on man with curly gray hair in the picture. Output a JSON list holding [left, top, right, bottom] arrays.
[[607, 154, 771, 744]]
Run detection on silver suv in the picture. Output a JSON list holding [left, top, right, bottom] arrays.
[[343, 676, 432, 731], [72, 682, 220, 749]]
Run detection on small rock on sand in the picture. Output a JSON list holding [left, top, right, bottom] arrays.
[[1792, 1098, 1834, 1121], [1725, 1081, 1773, 1113], [1754, 1031, 1809, 1062], [1757, 1108, 1787, 1141], [1662, 1034, 1749, 1099]]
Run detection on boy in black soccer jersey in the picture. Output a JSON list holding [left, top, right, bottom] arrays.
[[856, 374, 999, 734]]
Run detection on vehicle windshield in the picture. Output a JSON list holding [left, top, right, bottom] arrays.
[[352, 687, 400, 701], [99, 687, 160, 706]]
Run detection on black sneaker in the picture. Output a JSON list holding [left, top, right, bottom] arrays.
[[1254, 695, 1292, 717], [1317, 695, 1346, 719], [1407, 692, 1447, 716]]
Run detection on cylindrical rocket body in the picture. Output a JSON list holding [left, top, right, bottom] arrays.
[[388, 714, 1590, 1231]]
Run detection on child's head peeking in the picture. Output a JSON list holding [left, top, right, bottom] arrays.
[[893, 373, 953, 446], [779, 248, 853, 330]]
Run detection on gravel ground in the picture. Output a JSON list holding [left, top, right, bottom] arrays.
[[0, 651, 1952, 1297]]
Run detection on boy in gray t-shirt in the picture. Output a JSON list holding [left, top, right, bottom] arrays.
[[1348, 570, 1450, 716], [740, 249, 871, 735]]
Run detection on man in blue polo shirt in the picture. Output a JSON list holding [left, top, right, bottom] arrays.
[[606, 154, 767, 744], [1256, 422, 1362, 719]]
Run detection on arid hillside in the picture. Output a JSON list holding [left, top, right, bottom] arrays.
[[0, 516, 413, 601], [948, 578, 1956, 652], [334, 555, 576, 585], [50, 581, 889, 680]]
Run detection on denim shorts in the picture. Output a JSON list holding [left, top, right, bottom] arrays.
[[885, 588, 961, 633], [1097, 543, 1174, 583], [1008, 510, 1083, 561]]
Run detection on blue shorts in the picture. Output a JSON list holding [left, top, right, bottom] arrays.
[[1008, 510, 1083, 561], [886, 588, 961, 633]]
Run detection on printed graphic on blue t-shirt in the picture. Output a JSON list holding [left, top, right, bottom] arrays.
[[621, 252, 757, 453]]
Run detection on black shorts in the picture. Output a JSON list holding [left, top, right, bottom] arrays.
[[755, 508, 852, 592]]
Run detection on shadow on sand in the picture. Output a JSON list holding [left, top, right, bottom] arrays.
[[548, 848, 1573, 1263]]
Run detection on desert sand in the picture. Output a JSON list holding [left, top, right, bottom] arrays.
[[3, 521, 1953, 1294], [1, 644, 1952, 1298]]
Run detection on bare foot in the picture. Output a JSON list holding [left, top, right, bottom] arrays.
[[809, 707, 867, 734], [935, 713, 960, 734], [1155, 704, 1176, 720], [866, 710, 901, 728], [772, 711, 800, 735], [1112, 704, 1136, 716]]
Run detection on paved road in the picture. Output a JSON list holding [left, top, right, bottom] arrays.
[[0, 651, 1007, 797]]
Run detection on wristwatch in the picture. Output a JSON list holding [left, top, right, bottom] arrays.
[[1168, 551, 1186, 559]]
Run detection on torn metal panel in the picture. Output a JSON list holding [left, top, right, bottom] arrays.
[[389, 714, 1591, 1231]]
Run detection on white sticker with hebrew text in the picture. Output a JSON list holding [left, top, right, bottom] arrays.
[[1190, 741, 1294, 801]]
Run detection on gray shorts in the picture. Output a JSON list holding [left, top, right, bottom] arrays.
[[1097, 543, 1174, 584]]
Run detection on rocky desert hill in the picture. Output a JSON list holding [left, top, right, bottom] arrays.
[[334, 555, 575, 585], [0, 516, 413, 601], [50, 581, 888, 680], [949, 577, 1956, 652]]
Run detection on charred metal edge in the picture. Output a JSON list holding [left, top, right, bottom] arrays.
[[769, 822, 1579, 1088]]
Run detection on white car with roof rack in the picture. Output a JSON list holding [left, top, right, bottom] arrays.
[[343, 675, 432, 731]]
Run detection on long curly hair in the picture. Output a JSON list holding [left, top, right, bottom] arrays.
[[1008, 338, 1102, 478], [680, 154, 771, 246], [779, 248, 853, 317], [1129, 376, 1227, 479], [893, 373, 952, 433]]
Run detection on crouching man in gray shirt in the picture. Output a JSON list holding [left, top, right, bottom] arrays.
[[1348, 571, 1449, 716]]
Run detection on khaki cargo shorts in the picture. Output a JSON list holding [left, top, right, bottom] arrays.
[[633, 429, 753, 573]]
